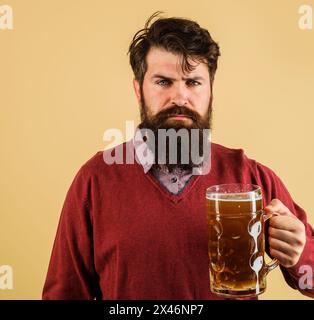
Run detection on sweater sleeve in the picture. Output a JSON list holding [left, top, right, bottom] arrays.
[[42, 166, 101, 300], [254, 161, 314, 299]]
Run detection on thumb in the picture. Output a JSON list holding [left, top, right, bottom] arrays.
[[264, 199, 293, 217]]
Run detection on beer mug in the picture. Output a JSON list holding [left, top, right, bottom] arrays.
[[206, 183, 278, 298]]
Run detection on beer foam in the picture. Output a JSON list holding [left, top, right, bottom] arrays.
[[206, 193, 262, 201]]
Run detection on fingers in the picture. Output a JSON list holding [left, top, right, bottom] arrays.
[[268, 210, 306, 268], [269, 216, 300, 232], [268, 228, 303, 268], [268, 227, 306, 254], [268, 236, 297, 256], [269, 227, 296, 245], [269, 248, 296, 268]]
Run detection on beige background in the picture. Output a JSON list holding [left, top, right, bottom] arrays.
[[0, 0, 313, 300]]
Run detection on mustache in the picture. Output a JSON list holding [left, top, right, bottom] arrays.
[[154, 105, 199, 123]]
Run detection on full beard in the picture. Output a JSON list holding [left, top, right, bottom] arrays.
[[138, 94, 212, 173]]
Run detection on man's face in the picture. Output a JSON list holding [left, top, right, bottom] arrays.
[[134, 47, 212, 129]]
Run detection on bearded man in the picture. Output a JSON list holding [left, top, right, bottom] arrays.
[[43, 12, 314, 300]]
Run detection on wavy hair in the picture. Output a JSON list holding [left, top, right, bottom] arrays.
[[128, 11, 221, 87]]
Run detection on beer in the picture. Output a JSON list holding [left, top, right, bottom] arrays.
[[206, 184, 278, 298]]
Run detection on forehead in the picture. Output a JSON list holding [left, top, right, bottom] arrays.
[[145, 47, 209, 78]]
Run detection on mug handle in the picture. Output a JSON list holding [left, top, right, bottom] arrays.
[[263, 212, 280, 274]]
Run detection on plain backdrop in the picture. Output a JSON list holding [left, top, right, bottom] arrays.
[[0, 0, 313, 299]]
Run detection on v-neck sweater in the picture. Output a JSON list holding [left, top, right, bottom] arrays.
[[43, 140, 314, 299]]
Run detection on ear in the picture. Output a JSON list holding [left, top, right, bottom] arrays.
[[133, 78, 141, 104]]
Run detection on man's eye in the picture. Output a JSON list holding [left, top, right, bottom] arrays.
[[157, 80, 170, 86], [187, 80, 201, 86]]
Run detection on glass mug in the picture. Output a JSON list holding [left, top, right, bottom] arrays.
[[206, 183, 279, 298]]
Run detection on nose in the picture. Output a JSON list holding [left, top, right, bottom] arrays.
[[170, 82, 188, 106]]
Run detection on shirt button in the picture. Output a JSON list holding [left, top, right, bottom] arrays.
[[171, 177, 178, 183]]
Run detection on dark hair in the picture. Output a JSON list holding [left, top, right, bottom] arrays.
[[128, 11, 220, 87]]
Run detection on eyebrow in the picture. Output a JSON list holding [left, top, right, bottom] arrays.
[[152, 74, 205, 81]]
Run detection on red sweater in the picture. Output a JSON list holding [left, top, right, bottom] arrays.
[[42, 141, 314, 299]]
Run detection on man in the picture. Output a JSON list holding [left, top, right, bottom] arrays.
[[43, 12, 314, 299]]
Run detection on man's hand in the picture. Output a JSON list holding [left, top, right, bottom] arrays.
[[265, 199, 306, 268]]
